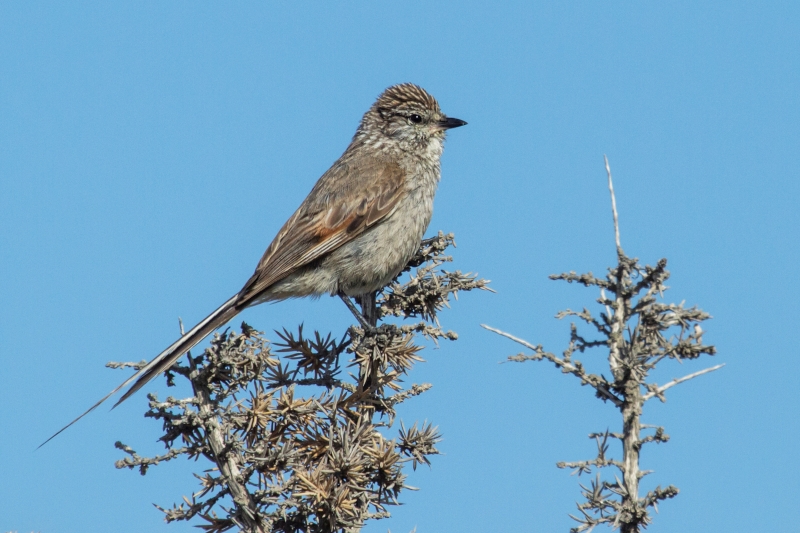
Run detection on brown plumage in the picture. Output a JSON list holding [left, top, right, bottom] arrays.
[[41, 83, 466, 447]]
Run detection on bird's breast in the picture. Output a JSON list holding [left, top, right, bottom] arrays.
[[326, 166, 440, 296]]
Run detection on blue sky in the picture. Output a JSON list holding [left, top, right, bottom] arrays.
[[2, 2, 798, 532]]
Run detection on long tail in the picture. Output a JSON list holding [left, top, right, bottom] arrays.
[[38, 295, 240, 449]]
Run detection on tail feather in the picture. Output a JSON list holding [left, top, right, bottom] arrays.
[[38, 295, 240, 449], [114, 296, 240, 406]]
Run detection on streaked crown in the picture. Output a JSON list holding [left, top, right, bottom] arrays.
[[373, 83, 441, 115], [352, 83, 464, 153]]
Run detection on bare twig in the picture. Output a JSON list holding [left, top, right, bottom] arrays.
[[481, 324, 623, 408], [480, 324, 538, 352], [643, 364, 725, 402], [604, 154, 622, 255]]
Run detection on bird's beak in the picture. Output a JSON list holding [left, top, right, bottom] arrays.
[[436, 117, 468, 130]]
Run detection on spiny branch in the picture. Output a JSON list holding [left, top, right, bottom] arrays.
[[484, 158, 719, 533], [111, 232, 487, 532]]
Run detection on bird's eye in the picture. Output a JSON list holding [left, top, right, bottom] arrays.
[[409, 114, 422, 124]]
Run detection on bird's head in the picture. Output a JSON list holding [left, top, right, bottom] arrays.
[[357, 83, 466, 155]]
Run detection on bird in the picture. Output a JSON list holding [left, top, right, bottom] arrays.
[[40, 83, 466, 447]]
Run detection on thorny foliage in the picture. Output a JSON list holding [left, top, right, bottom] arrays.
[[485, 250, 718, 533], [113, 232, 490, 533]]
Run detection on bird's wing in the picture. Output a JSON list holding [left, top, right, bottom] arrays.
[[236, 157, 406, 304]]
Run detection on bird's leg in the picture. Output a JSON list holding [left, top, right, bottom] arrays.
[[355, 291, 379, 328], [353, 291, 380, 404], [339, 293, 373, 330]]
